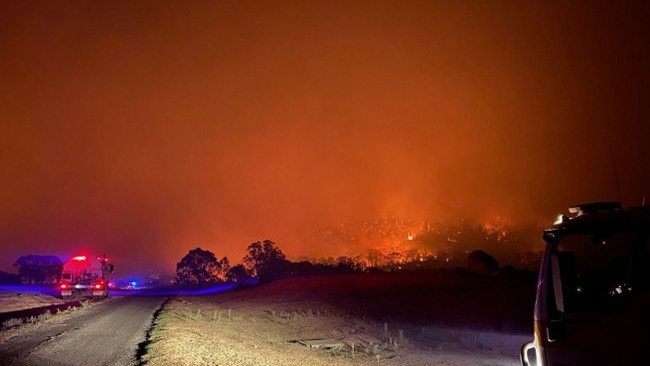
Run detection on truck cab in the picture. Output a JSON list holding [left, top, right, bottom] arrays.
[[521, 202, 650, 365]]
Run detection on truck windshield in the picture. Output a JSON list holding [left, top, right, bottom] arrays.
[[556, 232, 649, 313]]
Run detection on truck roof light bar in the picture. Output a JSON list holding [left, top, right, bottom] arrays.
[[567, 202, 622, 217]]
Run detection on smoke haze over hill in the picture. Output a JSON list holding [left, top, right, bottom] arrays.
[[1, 1, 648, 275]]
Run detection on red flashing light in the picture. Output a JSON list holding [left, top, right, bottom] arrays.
[[72, 255, 87, 261], [60, 283, 67, 289]]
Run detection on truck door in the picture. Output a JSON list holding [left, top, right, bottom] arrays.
[[544, 232, 650, 365]]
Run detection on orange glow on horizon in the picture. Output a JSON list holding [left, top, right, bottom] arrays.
[[0, 1, 647, 275]]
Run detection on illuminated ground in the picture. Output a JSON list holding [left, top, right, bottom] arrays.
[[143, 270, 535, 366], [0, 286, 65, 313]]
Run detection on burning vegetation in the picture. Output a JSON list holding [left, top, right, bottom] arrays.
[[314, 216, 543, 271]]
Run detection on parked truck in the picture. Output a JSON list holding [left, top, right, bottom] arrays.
[[59, 254, 114, 299], [521, 202, 650, 365]]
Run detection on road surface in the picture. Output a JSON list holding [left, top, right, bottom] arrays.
[[0, 296, 166, 366]]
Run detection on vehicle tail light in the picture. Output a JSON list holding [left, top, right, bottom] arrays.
[[94, 280, 106, 290], [60, 281, 70, 289]]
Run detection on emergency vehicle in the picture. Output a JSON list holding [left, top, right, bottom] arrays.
[[521, 202, 650, 365], [59, 254, 114, 299]]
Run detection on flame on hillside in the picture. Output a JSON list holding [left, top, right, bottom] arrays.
[[308, 215, 546, 270]]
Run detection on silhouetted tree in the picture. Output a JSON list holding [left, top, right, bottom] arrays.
[[176, 247, 228, 287], [217, 256, 231, 282], [366, 249, 384, 267], [335, 256, 364, 272], [0, 270, 21, 285], [226, 264, 251, 282], [243, 240, 289, 281], [13, 255, 62, 284]]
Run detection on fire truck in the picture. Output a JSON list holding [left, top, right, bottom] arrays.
[[59, 255, 114, 299], [521, 202, 650, 365]]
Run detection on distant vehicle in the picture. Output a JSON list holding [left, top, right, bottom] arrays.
[[521, 202, 650, 365], [59, 255, 114, 299], [119, 280, 140, 290]]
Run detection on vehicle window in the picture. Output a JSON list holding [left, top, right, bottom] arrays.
[[557, 232, 649, 312]]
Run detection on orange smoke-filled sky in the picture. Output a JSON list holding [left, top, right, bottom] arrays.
[[1, 1, 648, 275]]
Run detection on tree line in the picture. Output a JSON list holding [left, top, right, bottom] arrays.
[[10, 255, 62, 285], [8, 234, 540, 287], [176, 239, 363, 287]]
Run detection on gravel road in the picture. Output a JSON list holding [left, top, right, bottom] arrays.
[[0, 296, 166, 366]]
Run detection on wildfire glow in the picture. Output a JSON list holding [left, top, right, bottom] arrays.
[[1, 1, 643, 276], [313, 214, 533, 269]]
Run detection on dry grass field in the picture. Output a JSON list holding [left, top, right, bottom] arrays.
[[143, 269, 536, 366], [0, 287, 65, 314]]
